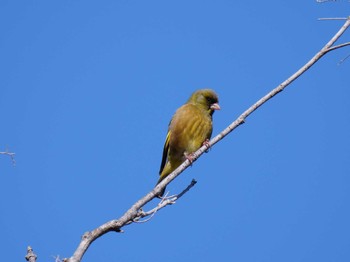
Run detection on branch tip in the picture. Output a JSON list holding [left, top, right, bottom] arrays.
[[318, 17, 348, 21]]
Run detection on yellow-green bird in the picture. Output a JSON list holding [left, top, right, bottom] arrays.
[[157, 89, 220, 196]]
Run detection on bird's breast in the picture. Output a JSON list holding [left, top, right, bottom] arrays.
[[169, 104, 212, 157]]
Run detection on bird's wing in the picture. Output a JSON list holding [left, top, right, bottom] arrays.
[[159, 129, 171, 175]]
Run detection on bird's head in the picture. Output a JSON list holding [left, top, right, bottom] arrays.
[[188, 89, 220, 115]]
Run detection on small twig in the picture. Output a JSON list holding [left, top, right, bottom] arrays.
[[317, 0, 350, 2], [327, 42, 350, 52], [316, 0, 339, 3], [25, 246, 37, 262], [175, 179, 197, 199], [338, 53, 350, 64], [133, 179, 197, 223], [0, 149, 16, 166], [132, 196, 168, 224], [53, 255, 63, 262], [318, 17, 348, 21]]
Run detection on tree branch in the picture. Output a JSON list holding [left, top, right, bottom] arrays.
[[318, 18, 348, 21], [327, 42, 350, 52], [338, 53, 350, 64], [64, 17, 350, 262], [25, 246, 37, 262], [0, 149, 16, 166], [316, 0, 341, 3], [133, 179, 197, 224]]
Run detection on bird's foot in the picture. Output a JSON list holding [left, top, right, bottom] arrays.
[[184, 152, 195, 165], [203, 139, 211, 153]]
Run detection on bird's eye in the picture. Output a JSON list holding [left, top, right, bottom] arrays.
[[206, 97, 213, 103]]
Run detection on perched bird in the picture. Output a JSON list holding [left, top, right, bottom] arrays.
[[157, 89, 220, 196]]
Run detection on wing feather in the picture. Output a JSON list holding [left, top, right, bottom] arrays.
[[159, 130, 171, 174]]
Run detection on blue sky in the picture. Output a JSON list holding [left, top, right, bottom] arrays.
[[1, 1, 350, 261]]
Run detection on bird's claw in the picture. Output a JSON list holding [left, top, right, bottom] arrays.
[[184, 152, 195, 165], [203, 139, 211, 153]]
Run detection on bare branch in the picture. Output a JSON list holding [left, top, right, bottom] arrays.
[[316, 0, 334, 2], [63, 17, 350, 262], [25, 246, 37, 262], [64, 179, 197, 262], [133, 179, 197, 223], [0, 149, 16, 166], [53, 255, 63, 262], [318, 17, 348, 21], [206, 17, 350, 150], [327, 42, 350, 51], [316, 0, 343, 3], [338, 53, 350, 64]]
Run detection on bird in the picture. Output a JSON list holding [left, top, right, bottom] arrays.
[[156, 89, 220, 197]]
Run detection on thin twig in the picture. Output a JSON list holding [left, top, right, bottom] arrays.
[[53, 255, 63, 262], [338, 53, 350, 64], [0, 150, 16, 166], [318, 17, 348, 21], [327, 42, 350, 52], [316, 0, 338, 3], [25, 246, 37, 262], [133, 179, 197, 223]]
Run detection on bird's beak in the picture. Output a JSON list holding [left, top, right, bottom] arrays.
[[210, 103, 220, 110]]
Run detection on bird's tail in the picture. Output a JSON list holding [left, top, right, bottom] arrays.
[[156, 163, 172, 197]]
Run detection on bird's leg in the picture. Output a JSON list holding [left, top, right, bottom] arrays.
[[184, 152, 195, 165], [203, 139, 211, 153]]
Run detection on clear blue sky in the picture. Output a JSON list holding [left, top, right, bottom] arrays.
[[1, 1, 350, 261]]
